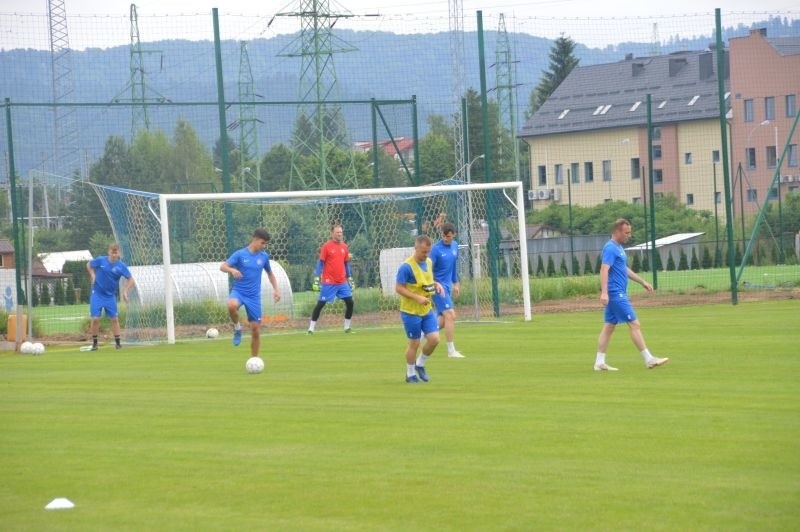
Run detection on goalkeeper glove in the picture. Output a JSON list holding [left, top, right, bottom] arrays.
[[348, 277, 354, 289], [312, 277, 320, 291]]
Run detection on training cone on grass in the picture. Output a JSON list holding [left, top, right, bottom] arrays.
[[45, 498, 75, 510]]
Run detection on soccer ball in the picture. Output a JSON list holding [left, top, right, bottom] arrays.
[[20, 341, 33, 354], [31, 342, 45, 355], [245, 356, 264, 374], [206, 328, 219, 339]]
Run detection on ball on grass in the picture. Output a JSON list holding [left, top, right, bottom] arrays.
[[20, 341, 33, 354], [206, 328, 219, 339], [31, 342, 45, 355], [245, 356, 264, 374]]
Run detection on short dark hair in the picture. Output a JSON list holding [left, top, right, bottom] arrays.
[[613, 218, 631, 232], [415, 235, 432, 246], [252, 228, 271, 242], [441, 222, 456, 235]]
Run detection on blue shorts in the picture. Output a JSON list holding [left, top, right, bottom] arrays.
[[319, 282, 352, 303], [229, 290, 261, 323], [604, 292, 637, 324], [90, 292, 118, 318], [400, 310, 439, 339], [432, 284, 454, 315]]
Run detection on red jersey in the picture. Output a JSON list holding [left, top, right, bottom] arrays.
[[319, 240, 350, 284]]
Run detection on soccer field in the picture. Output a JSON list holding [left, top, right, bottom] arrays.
[[1, 300, 798, 530]]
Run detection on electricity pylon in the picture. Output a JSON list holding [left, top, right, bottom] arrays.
[[273, 0, 359, 191], [449, 0, 466, 180], [235, 41, 262, 191], [494, 14, 520, 180], [47, 0, 81, 178]]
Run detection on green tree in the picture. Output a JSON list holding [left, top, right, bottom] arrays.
[[536, 255, 545, 276], [31, 285, 39, 307], [678, 249, 689, 271], [65, 278, 76, 305], [583, 253, 593, 275], [40, 283, 51, 306], [526, 35, 579, 118], [571, 255, 580, 276], [260, 143, 293, 192], [631, 252, 641, 273], [53, 280, 65, 305], [595, 253, 602, 274], [642, 253, 650, 272], [546, 255, 556, 277], [701, 246, 712, 269], [418, 129, 455, 185], [559, 256, 568, 276], [690, 248, 700, 270], [666, 251, 676, 271]]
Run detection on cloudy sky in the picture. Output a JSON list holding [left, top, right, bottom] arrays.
[[2, 0, 797, 19]]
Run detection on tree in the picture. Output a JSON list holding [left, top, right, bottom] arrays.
[[65, 278, 76, 305], [53, 280, 65, 305], [701, 246, 712, 269], [546, 256, 556, 277], [690, 248, 700, 270], [631, 252, 641, 273], [526, 35, 579, 118], [418, 127, 454, 185], [260, 144, 293, 192], [583, 253, 593, 275], [40, 283, 51, 306], [536, 255, 545, 276], [678, 249, 689, 271], [666, 251, 675, 271]]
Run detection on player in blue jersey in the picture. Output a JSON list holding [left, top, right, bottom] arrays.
[[87, 243, 135, 350], [220, 228, 282, 360], [595, 219, 669, 371], [396, 235, 444, 383], [430, 222, 464, 358]]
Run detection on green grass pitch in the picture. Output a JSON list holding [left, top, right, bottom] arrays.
[[1, 300, 798, 530]]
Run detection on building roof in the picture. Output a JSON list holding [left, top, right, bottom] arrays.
[[354, 137, 415, 157], [625, 232, 705, 251], [519, 49, 729, 138], [0, 239, 14, 254], [766, 37, 800, 56], [38, 250, 93, 273]]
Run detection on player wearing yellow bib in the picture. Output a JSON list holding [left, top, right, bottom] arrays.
[[395, 235, 444, 383]]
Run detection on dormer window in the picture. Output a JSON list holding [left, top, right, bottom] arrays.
[[558, 109, 570, 119]]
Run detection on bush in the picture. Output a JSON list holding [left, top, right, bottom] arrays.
[[66, 278, 77, 304], [690, 248, 700, 270], [583, 254, 593, 275], [702, 246, 712, 268], [536, 256, 545, 276], [54, 280, 66, 305], [678, 249, 689, 271], [546, 256, 556, 277], [666, 251, 676, 271], [631, 253, 641, 272]]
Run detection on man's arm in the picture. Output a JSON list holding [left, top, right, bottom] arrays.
[[627, 267, 654, 292], [395, 283, 428, 305], [599, 264, 610, 305], [267, 270, 281, 302], [220, 261, 242, 279], [121, 276, 135, 302], [86, 261, 95, 286]]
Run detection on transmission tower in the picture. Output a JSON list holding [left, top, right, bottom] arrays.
[[235, 41, 262, 191], [47, 0, 81, 178], [273, 0, 359, 191], [449, 0, 466, 179], [650, 23, 662, 56], [494, 14, 520, 180]]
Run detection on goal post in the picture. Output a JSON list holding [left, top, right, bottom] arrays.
[[97, 180, 531, 344]]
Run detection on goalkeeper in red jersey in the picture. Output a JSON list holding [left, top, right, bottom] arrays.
[[307, 224, 355, 334]]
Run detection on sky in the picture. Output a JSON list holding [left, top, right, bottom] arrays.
[[2, 0, 798, 20]]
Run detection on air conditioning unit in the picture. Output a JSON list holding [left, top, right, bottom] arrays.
[[538, 188, 551, 200], [551, 188, 561, 201], [527, 189, 537, 201], [780, 175, 793, 183]]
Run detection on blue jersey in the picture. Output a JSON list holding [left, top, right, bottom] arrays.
[[430, 240, 459, 286], [226, 247, 273, 299], [89, 256, 132, 297], [396, 259, 431, 285], [601, 239, 629, 294]]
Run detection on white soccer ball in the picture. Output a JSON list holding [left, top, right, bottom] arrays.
[[206, 328, 219, 339], [20, 341, 34, 354], [245, 356, 264, 374], [32, 342, 45, 355]]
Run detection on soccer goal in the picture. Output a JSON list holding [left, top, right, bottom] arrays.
[[91, 180, 531, 344]]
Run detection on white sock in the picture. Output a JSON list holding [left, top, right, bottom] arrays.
[[641, 348, 654, 362], [416, 353, 428, 367], [234, 322, 242, 331], [407, 364, 416, 377], [595, 352, 606, 365], [447, 341, 455, 353], [308, 321, 316, 332], [344, 319, 351, 329]]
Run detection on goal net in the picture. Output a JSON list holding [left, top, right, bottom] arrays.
[[91, 180, 531, 344]]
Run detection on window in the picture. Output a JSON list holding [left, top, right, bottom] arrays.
[[747, 188, 758, 202], [688, 95, 700, 106], [554, 164, 563, 185], [787, 94, 797, 118], [571, 163, 580, 184], [593, 105, 604, 116], [653, 145, 662, 160], [654, 169, 663, 184], [584, 162, 594, 183], [537, 165, 547, 187], [712, 150, 720, 163], [744, 99, 754, 122], [788, 144, 798, 167], [630, 101, 642, 112], [768, 187, 779, 200], [685, 152, 693, 165], [652, 126, 662, 140], [658, 100, 667, 109], [715, 191, 722, 204], [765, 96, 775, 120], [746, 147, 756, 169], [686, 193, 694, 205], [602, 160, 612, 182], [631, 158, 640, 179], [558, 109, 570, 119], [599, 104, 612, 115], [766, 146, 777, 168]]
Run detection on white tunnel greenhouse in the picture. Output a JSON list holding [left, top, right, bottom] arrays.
[[125, 261, 294, 316]]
